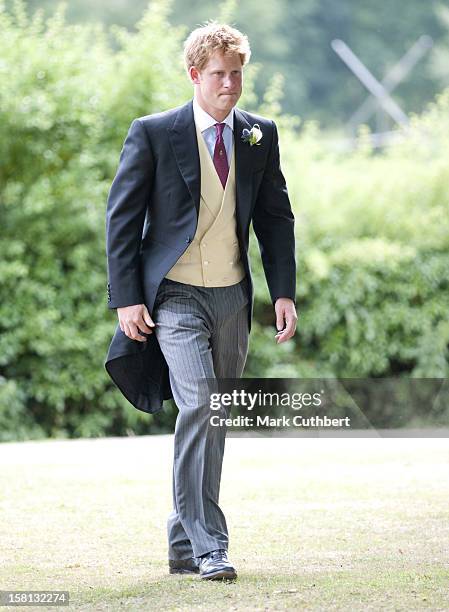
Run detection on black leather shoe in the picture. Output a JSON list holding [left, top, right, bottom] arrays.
[[168, 557, 199, 574], [199, 549, 237, 581]]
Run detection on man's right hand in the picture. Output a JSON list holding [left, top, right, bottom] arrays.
[[117, 304, 155, 342]]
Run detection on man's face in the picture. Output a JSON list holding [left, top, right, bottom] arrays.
[[190, 50, 243, 120]]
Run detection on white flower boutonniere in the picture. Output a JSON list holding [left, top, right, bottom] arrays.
[[241, 123, 263, 146]]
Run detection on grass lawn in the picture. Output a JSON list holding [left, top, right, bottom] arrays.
[[1, 434, 448, 611]]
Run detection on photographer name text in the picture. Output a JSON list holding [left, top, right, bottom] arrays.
[[210, 415, 351, 428]]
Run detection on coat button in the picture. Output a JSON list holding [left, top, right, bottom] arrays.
[[186, 236, 191, 243]]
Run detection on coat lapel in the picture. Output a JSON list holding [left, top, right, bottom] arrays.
[[233, 107, 255, 229], [167, 99, 201, 217], [167, 99, 255, 226]]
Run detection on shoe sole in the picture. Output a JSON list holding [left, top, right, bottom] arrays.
[[169, 568, 199, 575], [200, 569, 237, 581]]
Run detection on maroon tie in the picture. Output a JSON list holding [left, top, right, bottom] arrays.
[[213, 122, 229, 189]]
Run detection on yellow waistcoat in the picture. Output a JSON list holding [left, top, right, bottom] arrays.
[[164, 121, 246, 287]]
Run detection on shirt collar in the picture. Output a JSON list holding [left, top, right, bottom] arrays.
[[193, 96, 234, 133]]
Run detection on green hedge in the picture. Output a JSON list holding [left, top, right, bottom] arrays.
[[247, 104, 449, 381]]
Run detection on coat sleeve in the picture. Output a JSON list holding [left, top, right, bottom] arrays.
[[251, 120, 296, 305], [105, 118, 154, 309]]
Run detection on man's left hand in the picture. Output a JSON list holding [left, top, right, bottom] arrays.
[[274, 298, 298, 344]]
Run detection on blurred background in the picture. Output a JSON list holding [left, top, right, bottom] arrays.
[[1, 0, 448, 440]]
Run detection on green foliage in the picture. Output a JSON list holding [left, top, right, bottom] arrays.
[[153, 0, 449, 127], [0, 1, 448, 441], [247, 92, 449, 383]]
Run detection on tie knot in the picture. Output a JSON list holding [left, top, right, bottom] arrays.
[[214, 122, 226, 138]]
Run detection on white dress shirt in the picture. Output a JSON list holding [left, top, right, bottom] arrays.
[[192, 96, 234, 165]]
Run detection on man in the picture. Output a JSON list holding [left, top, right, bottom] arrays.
[[105, 21, 297, 581]]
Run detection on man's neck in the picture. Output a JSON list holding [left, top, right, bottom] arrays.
[[194, 96, 232, 123]]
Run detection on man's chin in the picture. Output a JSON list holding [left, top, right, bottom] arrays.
[[219, 95, 238, 108]]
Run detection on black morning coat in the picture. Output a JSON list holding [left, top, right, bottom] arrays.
[[105, 97, 296, 415]]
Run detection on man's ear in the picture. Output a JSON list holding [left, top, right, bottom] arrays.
[[189, 66, 201, 85]]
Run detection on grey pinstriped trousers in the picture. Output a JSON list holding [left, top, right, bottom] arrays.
[[152, 276, 250, 559]]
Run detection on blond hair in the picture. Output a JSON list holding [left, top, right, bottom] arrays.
[[183, 20, 251, 75]]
